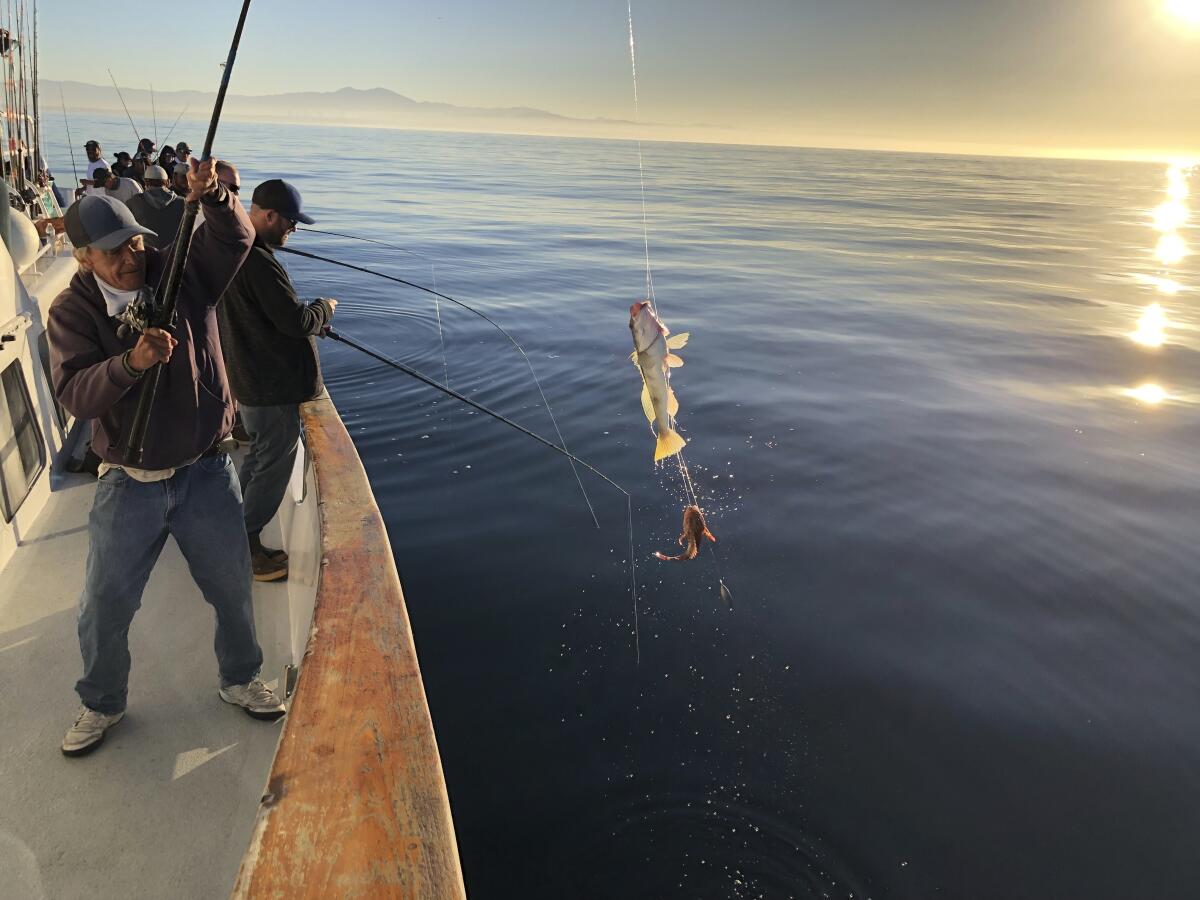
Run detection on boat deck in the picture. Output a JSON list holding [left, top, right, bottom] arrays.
[[0, 466, 295, 900]]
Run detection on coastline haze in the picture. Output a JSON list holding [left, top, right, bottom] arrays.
[[38, 0, 1200, 161]]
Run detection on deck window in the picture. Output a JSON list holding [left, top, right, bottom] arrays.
[[0, 359, 45, 522]]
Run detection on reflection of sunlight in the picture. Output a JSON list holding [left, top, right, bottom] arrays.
[[1134, 273, 1183, 294], [1165, 0, 1200, 27], [1167, 165, 1191, 200], [1156, 232, 1188, 264], [1153, 200, 1188, 231], [1127, 383, 1167, 405], [1131, 303, 1167, 346]]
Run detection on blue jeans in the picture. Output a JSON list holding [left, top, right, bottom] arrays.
[[75, 453, 263, 714], [238, 404, 301, 539]]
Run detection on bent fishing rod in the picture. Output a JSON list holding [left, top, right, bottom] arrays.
[[58, 86, 77, 186], [162, 104, 189, 149], [122, 0, 253, 466], [106, 69, 141, 146], [279, 243, 600, 527], [326, 328, 628, 499], [327, 327, 642, 659]]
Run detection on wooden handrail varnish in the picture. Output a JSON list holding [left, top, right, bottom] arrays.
[[232, 394, 465, 899]]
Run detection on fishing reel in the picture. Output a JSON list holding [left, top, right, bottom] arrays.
[[115, 288, 165, 339]]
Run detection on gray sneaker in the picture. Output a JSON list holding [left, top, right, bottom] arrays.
[[62, 707, 125, 757], [219, 679, 286, 720]]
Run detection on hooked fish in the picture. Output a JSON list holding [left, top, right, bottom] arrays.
[[629, 300, 688, 461], [654, 504, 716, 562]]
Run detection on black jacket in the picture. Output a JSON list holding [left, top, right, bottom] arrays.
[[217, 237, 334, 406]]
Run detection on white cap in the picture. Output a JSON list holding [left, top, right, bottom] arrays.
[[145, 165, 169, 181]]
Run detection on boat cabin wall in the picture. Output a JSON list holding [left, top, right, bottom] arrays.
[[0, 231, 80, 572]]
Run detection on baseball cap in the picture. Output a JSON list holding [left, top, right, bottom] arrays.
[[113, 151, 131, 162], [91, 168, 112, 183], [145, 165, 168, 181], [65, 194, 156, 250], [175, 142, 191, 154], [84, 140, 100, 149], [250, 179, 315, 224]]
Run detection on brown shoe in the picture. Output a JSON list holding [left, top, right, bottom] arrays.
[[251, 549, 288, 582], [248, 533, 288, 565]]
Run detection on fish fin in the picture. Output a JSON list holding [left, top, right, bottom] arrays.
[[654, 427, 686, 462], [666, 354, 685, 368], [719, 580, 733, 606], [666, 332, 690, 350], [704, 529, 717, 542], [629, 349, 638, 364], [640, 384, 655, 422], [668, 387, 679, 417], [653, 551, 671, 561]]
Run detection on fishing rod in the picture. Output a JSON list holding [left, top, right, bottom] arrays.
[[150, 82, 157, 145], [107, 68, 141, 146], [58, 85, 77, 187], [297, 226, 423, 259], [326, 326, 643, 660], [161, 104, 188, 149], [327, 327, 628, 499], [123, 0, 253, 466], [279, 243, 600, 528]]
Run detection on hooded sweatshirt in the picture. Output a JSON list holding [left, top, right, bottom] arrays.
[[125, 187, 186, 250], [47, 187, 254, 470]]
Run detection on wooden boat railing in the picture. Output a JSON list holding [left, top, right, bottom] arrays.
[[232, 394, 466, 899]]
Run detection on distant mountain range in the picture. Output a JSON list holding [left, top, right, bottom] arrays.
[[43, 80, 687, 142]]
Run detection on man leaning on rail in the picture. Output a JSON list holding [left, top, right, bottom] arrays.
[[47, 159, 287, 758], [218, 179, 336, 582]]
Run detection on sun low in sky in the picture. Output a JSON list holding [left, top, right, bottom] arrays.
[[37, 1, 1200, 161], [1165, 0, 1200, 26]]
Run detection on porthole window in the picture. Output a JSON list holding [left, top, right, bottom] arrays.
[[0, 359, 45, 522]]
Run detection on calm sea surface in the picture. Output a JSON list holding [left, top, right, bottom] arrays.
[[51, 116, 1200, 898]]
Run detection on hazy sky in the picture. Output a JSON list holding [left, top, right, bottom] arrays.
[[37, 0, 1200, 159]]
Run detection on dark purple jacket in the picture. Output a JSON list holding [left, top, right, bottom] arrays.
[[48, 188, 254, 469]]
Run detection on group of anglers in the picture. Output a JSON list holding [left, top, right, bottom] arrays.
[[45, 140, 337, 757]]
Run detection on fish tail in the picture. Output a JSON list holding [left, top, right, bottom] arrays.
[[703, 529, 716, 543], [654, 427, 686, 462]]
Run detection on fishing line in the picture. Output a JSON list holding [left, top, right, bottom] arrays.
[[279, 243, 600, 529], [107, 69, 141, 146], [626, 2, 729, 602], [328, 327, 641, 661], [299, 228, 454, 429], [150, 82, 157, 145], [429, 260, 452, 433]]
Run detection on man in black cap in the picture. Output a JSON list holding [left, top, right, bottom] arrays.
[[111, 151, 133, 178], [47, 161, 287, 757], [218, 179, 336, 581], [83, 140, 106, 182], [88, 167, 143, 205]]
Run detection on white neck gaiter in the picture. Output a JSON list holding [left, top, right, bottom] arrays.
[[95, 275, 143, 318]]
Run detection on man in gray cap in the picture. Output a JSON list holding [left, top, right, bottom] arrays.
[[218, 179, 336, 581], [126, 164, 184, 249], [48, 160, 287, 757]]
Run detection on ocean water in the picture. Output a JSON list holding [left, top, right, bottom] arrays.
[[50, 116, 1200, 898]]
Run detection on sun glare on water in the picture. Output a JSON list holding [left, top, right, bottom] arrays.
[[1127, 383, 1168, 405]]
